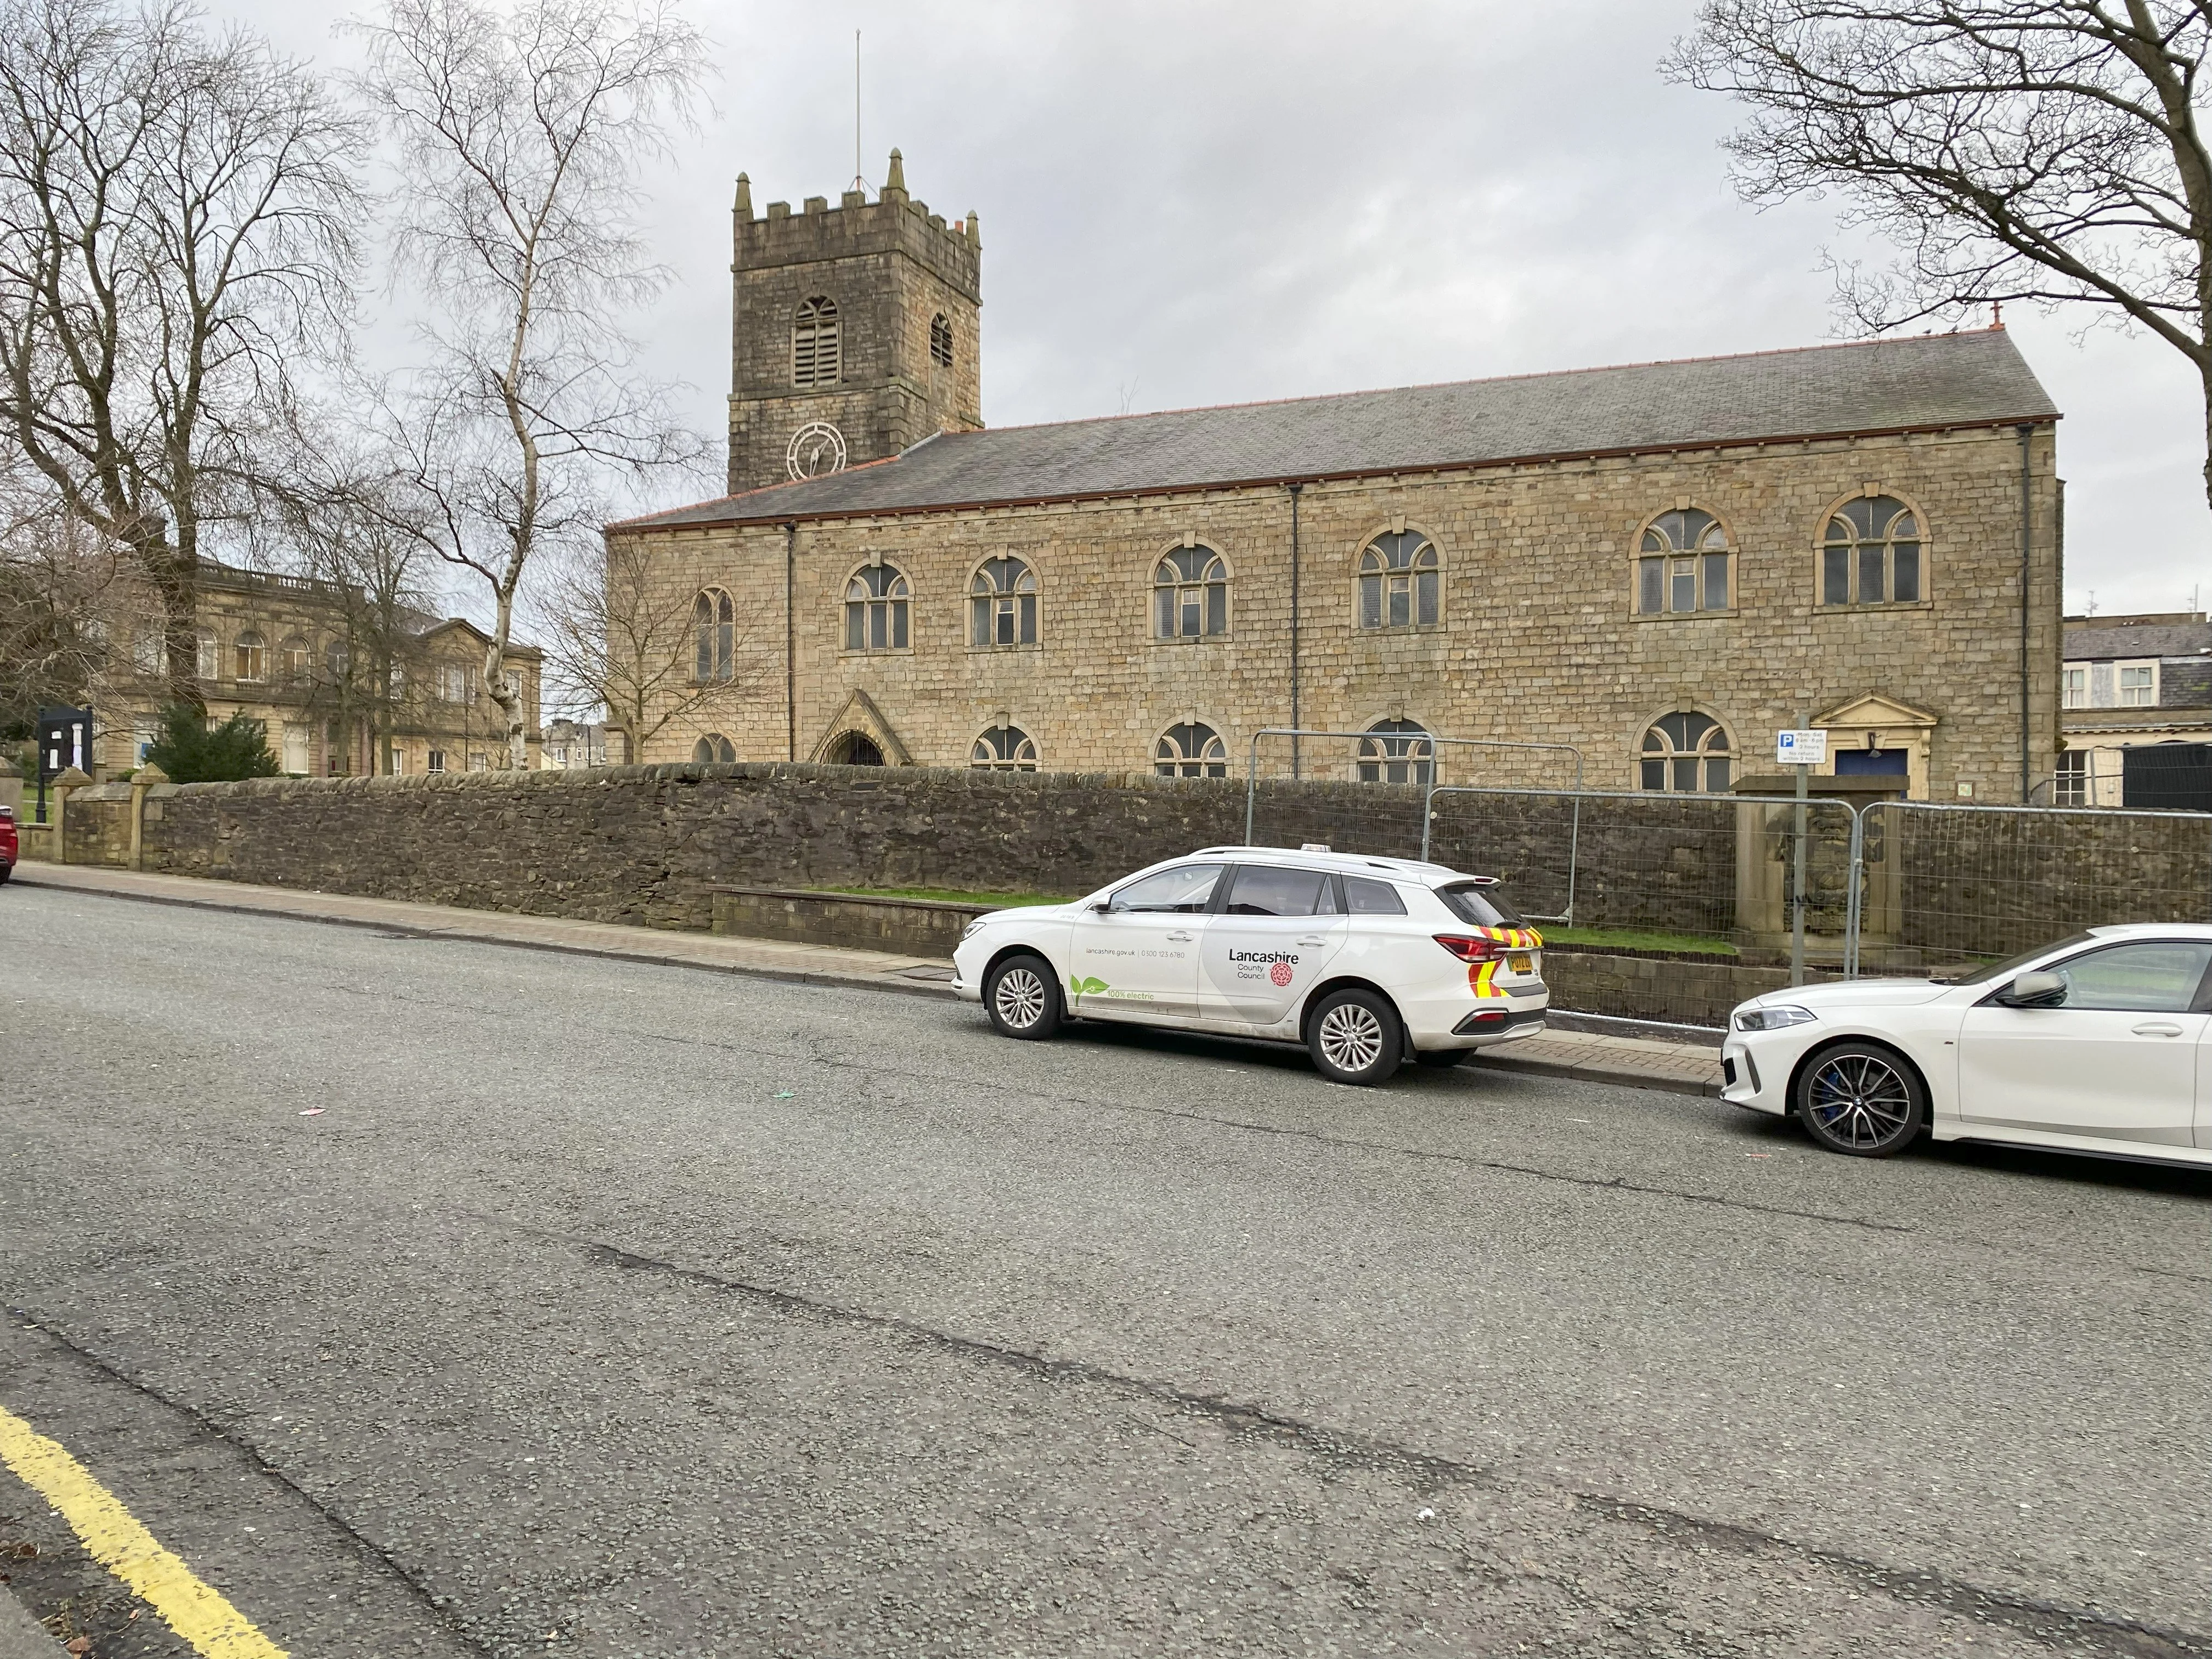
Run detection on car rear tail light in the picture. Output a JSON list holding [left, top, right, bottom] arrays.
[[1434, 934, 1505, 963]]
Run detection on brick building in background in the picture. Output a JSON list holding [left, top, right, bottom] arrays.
[[608, 155, 2063, 802]]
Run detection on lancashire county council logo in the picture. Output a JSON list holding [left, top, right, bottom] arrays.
[[786, 420, 848, 481], [1269, 960, 1295, 988]]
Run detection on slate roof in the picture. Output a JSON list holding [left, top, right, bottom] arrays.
[[618, 328, 2058, 532], [2063, 621, 2212, 662]]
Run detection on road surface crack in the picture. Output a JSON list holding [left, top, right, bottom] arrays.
[[4, 1310, 493, 1656], [581, 1238, 2209, 1659]]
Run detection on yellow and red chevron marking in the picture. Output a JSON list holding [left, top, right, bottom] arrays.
[[1465, 926, 1543, 998]]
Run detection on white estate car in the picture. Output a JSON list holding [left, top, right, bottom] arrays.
[[1725, 923, 2212, 1166], [950, 847, 1548, 1085]]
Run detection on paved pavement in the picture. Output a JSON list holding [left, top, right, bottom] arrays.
[[9, 865, 1726, 1096], [1, 878, 2205, 1657]]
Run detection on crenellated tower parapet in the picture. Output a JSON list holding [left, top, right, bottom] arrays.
[[726, 149, 983, 494]]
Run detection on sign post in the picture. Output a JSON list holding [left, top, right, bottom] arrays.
[[1775, 727, 1827, 986]]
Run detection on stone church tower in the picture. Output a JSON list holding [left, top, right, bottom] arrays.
[[726, 150, 983, 494]]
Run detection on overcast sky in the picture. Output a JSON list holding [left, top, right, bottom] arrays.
[[247, 0, 2210, 619]]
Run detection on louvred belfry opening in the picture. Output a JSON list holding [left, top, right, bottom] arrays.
[[793, 296, 840, 387]]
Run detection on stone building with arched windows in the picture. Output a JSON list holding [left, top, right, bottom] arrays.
[[607, 154, 2064, 803]]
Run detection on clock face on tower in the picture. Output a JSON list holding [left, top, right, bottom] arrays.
[[786, 421, 849, 481]]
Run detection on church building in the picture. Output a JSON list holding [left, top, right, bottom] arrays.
[[609, 151, 2064, 802]]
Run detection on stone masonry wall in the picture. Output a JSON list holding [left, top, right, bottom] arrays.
[[622, 418, 2062, 805]]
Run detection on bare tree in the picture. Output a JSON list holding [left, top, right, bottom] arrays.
[[532, 535, 767, 761], [0, 462, 123, 743], [0, 0, 363, 707], [352, 0, 708, 770], [1667, 3, 2212, 504]]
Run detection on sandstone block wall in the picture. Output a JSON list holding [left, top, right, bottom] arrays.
[[622, 421, 2062, 804]]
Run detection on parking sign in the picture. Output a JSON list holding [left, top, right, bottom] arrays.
[[1775, 729, 1827, 766]]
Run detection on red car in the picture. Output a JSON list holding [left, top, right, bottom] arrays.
[[0, 805, 15, 883]]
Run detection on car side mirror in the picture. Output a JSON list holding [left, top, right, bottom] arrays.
[[1089, 900, 1113, 913], [1996, 969, 2068, 1008]]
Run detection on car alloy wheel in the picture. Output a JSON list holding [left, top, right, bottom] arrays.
[[984, 952, 1062, 1041], [1796, 1042, 1924, 1157], [1306, 988, 1403, 1085]]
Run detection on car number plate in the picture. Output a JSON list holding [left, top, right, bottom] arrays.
[[1508, 952, 1534, 974]]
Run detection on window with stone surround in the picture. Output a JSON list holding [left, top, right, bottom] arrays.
[[1640, 711, 1734, 793], [1821, 495, 1922, 606], [1358, 531, 1438, 629], [970, 557, 1038, 647], [1155, 721, 1227, 777], [196, 633, 218, 679], [279, 635, 309, 681], [845, 563, 910, 651], [693, 588, 736, 681], [234, 630, 267, 682], [1357, 719, 1433, 786], [972, 725, 1037, 771], [792, 296, 839, 386], [693, 733, 736, 764], [929, 313, 953, 368], [1154, 545, 1227, 640], [1636, 508, 1731, 616]]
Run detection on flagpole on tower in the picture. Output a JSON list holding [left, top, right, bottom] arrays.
[[851, 30, 864, 195]]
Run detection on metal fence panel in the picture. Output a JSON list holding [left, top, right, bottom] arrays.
[[1866, 799, 2212, 969], [1425, 786, 1857, 1028], [1240, 729, 1582, 860]]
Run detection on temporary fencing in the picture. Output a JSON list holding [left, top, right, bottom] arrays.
[[1861, 799, 2212, 970], [1240, 728, 1582, 859], [1232, 744, 2212, 1024]]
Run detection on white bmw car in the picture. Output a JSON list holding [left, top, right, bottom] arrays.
[[950, 847, 1549, 1084], [1725, 923, 2212, 1166]]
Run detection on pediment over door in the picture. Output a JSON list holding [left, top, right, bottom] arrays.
[[1814, 692, 1939, 731], [810, 688, 913, 766]]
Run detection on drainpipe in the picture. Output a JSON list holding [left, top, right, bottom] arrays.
[[2019, 424, 2034, 803], [1288, 483, 1304, 778], [784, 522, 797, 763]]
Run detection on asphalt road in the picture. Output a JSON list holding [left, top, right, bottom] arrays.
[[1, 884, 2205, 1659]]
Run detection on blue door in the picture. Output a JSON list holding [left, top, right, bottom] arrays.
[[1834, 748, 1909, 776]]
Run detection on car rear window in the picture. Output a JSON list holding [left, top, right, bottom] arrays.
[[1436, 882, 1526, 928]]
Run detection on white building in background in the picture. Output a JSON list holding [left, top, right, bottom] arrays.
[[2057, 613, 2212, 804]]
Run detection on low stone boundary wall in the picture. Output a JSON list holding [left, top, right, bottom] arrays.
[[1540, 950, 1838, 1029], [712, 887, 996, 956]]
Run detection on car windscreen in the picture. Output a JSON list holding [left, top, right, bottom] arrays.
[[1435, 882, 1526, 929], [1936, 931, 2096, 986]]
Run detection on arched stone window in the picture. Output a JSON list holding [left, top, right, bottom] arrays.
[[845, 563, 910, 651], [1640, 711, 1735, 793], [324, 640, 350, 682], [694, 589, 735, 682], [792, 296, 840, 387], [1155, 721, 1227, 778], [929, 313, 953, 368], [1822, 495, 1923, 606], [1357, 718, 1433, 786], [234, 630, 267, 682], [1637, 507, 1731, 615], [970, 556, 1038, 647], [1154, 545, 1228, 640], [278, 635, 309, 681], [195, 633, 218, 680], [971, 725, 1037, 771], [826, 731, 885, 765], [692, 733, 736, 764], [1358, 530, 1439, 629]]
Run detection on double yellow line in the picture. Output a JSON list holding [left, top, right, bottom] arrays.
[[0, 1402, 286, 1658]]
